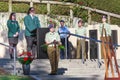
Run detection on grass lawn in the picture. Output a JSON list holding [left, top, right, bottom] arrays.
[[0, 68, 35, 80], [0, 75, 34, 80]]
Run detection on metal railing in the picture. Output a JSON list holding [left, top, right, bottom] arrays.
[[62, 32, 120, 68], [0, 43, 16, 75]]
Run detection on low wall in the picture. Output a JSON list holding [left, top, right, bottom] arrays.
[[0, 12, 120, 59]]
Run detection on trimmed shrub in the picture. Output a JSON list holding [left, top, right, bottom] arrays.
[[0, 2, 8, 12], [12, 2, 30, 13], [50, 4, 70, 16], [33, 3, 47, 14]]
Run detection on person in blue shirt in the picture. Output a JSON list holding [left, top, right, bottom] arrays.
[[58, 20, 70, 59]]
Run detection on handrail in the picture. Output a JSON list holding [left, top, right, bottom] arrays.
[[60, 32, 120, 47], [60, 32, 120, 68], [0, 43, 13, 48], [81, 6, 120, 19], [0, 42, 16, 75]]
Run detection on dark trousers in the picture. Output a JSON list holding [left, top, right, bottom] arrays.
[[8, 37, 18, 59], [25, 36, 37, 58], [60, 37, 70, 59]]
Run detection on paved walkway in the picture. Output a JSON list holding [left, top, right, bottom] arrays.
[[0, 59, 120, 80]]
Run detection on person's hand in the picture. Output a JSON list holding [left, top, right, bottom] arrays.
[[67, 32, 70, 38], [13, 34, 17, 37], [53, 40, 59, 44], [58, 42, 62, 46], [13, 32, 19, 37], [16, 32, 19, 36]]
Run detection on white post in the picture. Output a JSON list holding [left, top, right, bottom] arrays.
[[47, 1, 50, 15], [107, 15, 110, 24], [98, 29, 101, 59], [87, 29, 90, 60], [13, 48, 16, 75], [98, 28, 102, 68], [88, 9, 91, 24], [70, 6, 73, 28], [47, 1, 50, 27], [9, 0, 12, 13], [30, 0, 33, 7], [65, 37, 68, 59]]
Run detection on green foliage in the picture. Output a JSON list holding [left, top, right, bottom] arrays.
[[89, 0, 120, 15], [40, 44, 48, 52], [73, 6, 88, 22], [41, 44, 65, 51], [0, 2, 8, 12], [0, 75, 32, 80], [0, 0, 120, 25], [58, 0, 120, 25], [18, 57, 33, 65], [60, 0, 120, 15], [111, 17, 120, 25], [50, 4, 70, 15], [91, 12, 120, 25], [12, 2, 30, 13], [34, 3, 47, 14], [58, 45, 65, 50], [91, 12, 103, 23], [59, 0, 74, 2]]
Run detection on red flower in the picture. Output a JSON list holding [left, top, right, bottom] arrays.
[[18, 51, 33, 64], [78, 2, 84, 5], [19, 52, 24, 56], [19, 51, 32, 57], [27, 52, 32, 56], [49, 19, 52, 22], [24, 57, 28, 61]]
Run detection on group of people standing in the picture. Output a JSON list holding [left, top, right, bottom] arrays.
[[7, 7, 40, 59], [7, 7, 111, 75]]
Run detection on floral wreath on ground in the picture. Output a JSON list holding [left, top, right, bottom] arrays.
[[18, 51, 34, 65]]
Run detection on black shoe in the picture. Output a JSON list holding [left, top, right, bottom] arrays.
[[10, 54, 13, 59], [48, 73, 57, 75]]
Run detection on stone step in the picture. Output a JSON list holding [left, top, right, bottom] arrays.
[[0, 59, 119, 77], [32, 75, 104, 80], [0, 60, 108, 68]]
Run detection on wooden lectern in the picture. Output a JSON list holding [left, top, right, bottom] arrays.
[[101, 26, 120, 80]]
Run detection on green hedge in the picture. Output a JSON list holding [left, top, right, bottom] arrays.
[[0, 1, 120, 25], [12, 2, 30, 13], [89, 0, 120, 15], [34, 3, 47, 14], [91, 12, 103, 23], [11, 2, 47, 14], [58, 0, 120, 25], [91, 12, 120, 25], [60, 0, 120, 15], [73, 6, 88, 22], [50, 4, 70, 15], [111, 17, 120, 25], [0, 2, 8, 12]]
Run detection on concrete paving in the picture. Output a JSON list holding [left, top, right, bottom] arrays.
[[0, 59, 120, 80]]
